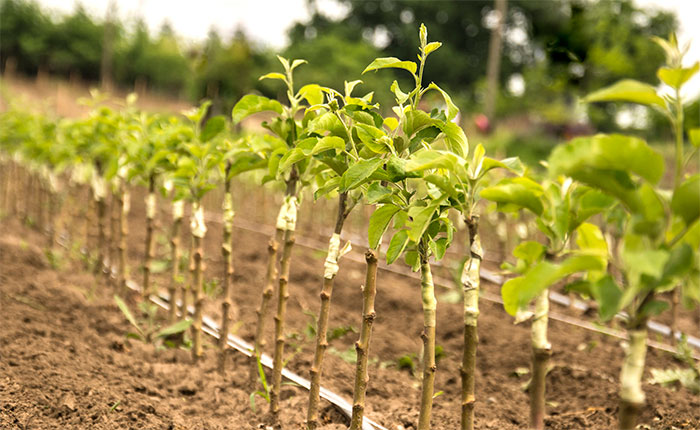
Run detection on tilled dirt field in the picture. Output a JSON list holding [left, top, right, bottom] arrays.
[[1, 194, 699, 429]]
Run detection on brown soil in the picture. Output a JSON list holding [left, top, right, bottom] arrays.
[[1, 186, 700, 430]]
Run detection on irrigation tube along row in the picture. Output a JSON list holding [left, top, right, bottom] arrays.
[[208, 210, 700, 357], [124, 280, 387, 430]]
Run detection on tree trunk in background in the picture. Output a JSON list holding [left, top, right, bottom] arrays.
[[100, 0, 116, 91], [484, 0, 508, 122]]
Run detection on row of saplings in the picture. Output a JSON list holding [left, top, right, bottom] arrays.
[[1, 26, 698, 430]]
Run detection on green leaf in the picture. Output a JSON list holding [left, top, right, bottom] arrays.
[[308, 112, 346, 136], [426, 83, 458, 121], [298, 84, 324, 106], [480, 177, 544, 216], [424, 41, 442, 55], [622, 243, 669, 280], [671, 174, 700, 226], [584, 79, 666, 109], [386, 230, 410, 264], [478, 156, 525, 178], [362, 57, 417, 75], [424, 174, 459, 199], [156, 319, 193, 338], [403, 110, 438, 137], [368, 205, 401, 249], [576, 189, 616, 223], [405, 149, 460, 173], [314, 176, 341, 200], [549, 134, 664, 185], [366, 182, 393, 204], [311, 136, 345, 156], [384, 155, 418, 182], [355, 123, 387, 149], [657, 63, 699, 89], [639, 299, 670, 318], [278, 148, 306, 172], [501, 254, 605, 315], [407, 203, 439, 242], [576, 222, 608, 258], [430, 237, 448, 260], [390, 80, 410, 104], [661, 243, 693, 281], [232, 95, 283, 124], [690, 128, 700, 147], [200, 116, 226, 142], [589, 276, 622, 321], [512, 241, 546, 266], [339, 158, 384, 192], [405, 250, 420, 272], [344, 80, 363, 97], [259, 72, 287, 82], [437, 122, 468, 158], [114, 295, 143, 336]]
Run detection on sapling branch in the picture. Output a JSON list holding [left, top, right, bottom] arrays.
[[181, 230, 194, 320], [108, 188, 119, 282], [418, 241, 437, 430], [142, 174, 156, 299], [251, 225, 283, 385], [190, 200, 207, 361], [530, 289, 552, 430], [117, 189, 130, 296], [349, 248, 379, 430], [307, 192, 350, 430], [270, 191, 298, 420], [218, 171, 235, 374], [619, 329, 647, 430], [167, 199, 184, 324], [461, 215, 482, 430], [93, 174, 108, 276]]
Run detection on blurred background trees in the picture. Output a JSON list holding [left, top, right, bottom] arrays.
[[1, 0, 691, 154]]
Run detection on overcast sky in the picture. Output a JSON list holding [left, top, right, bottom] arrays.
[[35, 0, 700, 96]]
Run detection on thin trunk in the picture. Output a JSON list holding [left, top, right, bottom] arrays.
[[670, 289, 679, 345], [0, 161, 8, 215], [181, 233, 194, 320], [95, 190, 107, 276], [37, 178, 45, 234], [142, 174, 156, 299], [619, 328, 647, 430], [90, 173, 107, 276], [349, 248, 379, 430], [84, 186, 93, 269], [484, 0, 508, 121], [461, 215, 482, 430], [530, 289, 551, 430], [190, 201, 207, 361], [168, 200, 184, 324], [418, 243, 437, 430], [12, 163, 21, 217], [23, 170, 31, 224], [270, 188, 298, 420], [307, 193, 349, 430], [218, 172, 235, 374], [46, 186, 56, 249], [250, 226, 283, 384], [117, 190, 130, 297], [109, 190, 119, 281]]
